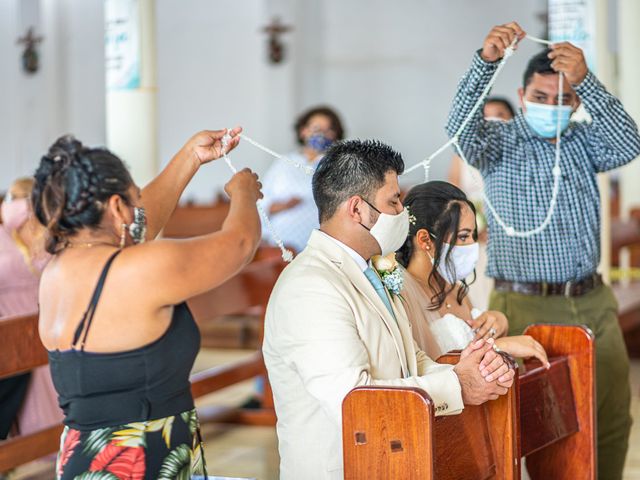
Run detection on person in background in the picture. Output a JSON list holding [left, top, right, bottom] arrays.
[[447, 21, 640, 479], [448, 97, 515, 197], [0, 177, 63, 445], [447, 97, 516, 311], [261, 106, 345, 253]]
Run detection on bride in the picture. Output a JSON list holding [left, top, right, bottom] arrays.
[[395, 181, 549, 366]]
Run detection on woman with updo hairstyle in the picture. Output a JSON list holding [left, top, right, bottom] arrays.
[[33, 128, 263, 478], [396, 181, 549, 365]]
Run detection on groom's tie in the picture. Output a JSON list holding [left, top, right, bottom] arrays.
[[364, 267, 407, 378], [363, 267, 395, 318]]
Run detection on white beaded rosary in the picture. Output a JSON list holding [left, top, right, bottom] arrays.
[[404, 34, 564, 238], [220, 132, 294, 262]]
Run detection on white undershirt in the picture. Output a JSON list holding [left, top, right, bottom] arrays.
[[317, 230, 369, 272]]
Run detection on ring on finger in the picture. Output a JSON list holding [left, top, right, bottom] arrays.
[[489, 327, 497, 337]]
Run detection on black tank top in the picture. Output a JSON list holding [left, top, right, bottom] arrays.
[[48, 250, 200, 431]]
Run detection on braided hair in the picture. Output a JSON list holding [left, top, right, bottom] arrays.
[[32, 135, 134, 253], [396, 181, 477, 310]]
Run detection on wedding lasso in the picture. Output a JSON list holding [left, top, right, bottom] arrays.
[[220, 33, 563, 262], [220, 133, 294, 262], [404, 34, 563, 238]]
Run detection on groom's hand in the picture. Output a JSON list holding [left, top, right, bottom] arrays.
[[454, 339, 514, 405]]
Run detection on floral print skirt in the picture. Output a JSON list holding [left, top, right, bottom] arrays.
[[55, 408, 207, 480]]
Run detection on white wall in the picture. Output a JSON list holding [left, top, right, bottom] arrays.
[[310, 0, 547, 187], [156, 0, 272, 203], [156, 0, 546, 202], [0, 0, 106, 192]]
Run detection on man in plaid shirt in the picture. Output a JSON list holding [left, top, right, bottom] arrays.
[[446, 22, 640, 479]]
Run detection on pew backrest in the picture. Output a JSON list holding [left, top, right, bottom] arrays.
[[0, 313, 47, 378], [521, 324, 595, 479], [342, 386, 435, 480], [0, 313, 62, 471], [342, 324, 595, 480], [162, 203, 230, 238], [187, 247, 286, 323]]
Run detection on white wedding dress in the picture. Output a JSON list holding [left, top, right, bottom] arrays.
[[425, 308, 483, 355], [401, 267, 483, 358]]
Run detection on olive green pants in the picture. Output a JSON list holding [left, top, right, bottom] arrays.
[[489, 284, 632, 480]]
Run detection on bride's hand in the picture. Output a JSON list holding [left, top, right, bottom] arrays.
[[469, 310, 508, 340], [495, 335, 550, 368]]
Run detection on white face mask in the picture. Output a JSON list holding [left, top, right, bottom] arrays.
[[431, 242, 479, 284], [361, 199, 410, 256]]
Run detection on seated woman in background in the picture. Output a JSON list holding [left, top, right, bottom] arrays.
[[260, 105, 345, 253], [0, 177, 63, 443], [396, 181, 549, 366], [33, 128, 262, 479]]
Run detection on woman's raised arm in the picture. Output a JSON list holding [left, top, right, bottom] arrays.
[[142, 127, 242, 239]]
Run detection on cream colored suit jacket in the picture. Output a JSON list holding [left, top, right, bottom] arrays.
[[263, 230, 464, 480]]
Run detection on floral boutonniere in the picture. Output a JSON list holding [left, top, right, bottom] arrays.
[[371, 252, 404, 297]]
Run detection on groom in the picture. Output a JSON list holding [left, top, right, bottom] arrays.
[[263, 139, 515, 480]]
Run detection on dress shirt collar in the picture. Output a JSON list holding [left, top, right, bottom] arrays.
[[317, 230, 369, 272]]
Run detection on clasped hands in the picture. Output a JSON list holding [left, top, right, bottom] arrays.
[[453, 338, 515, 405]]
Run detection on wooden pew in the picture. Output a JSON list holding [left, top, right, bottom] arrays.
[[520, 325, 596, 478], [162, 203, 230, 238], [0, 314, 63, 472], [342, 324, 595, 479], [0, 248, 285, 471], [188, 246, 286, 425], [611, 216, 640, 357]]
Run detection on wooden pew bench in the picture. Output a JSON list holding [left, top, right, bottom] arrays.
[[0, 313, 63, 471], [342, 325, 595, 480], [162, 203, 230, 239], [0, 248, 285, 472], [612, 282, 640, 357], [611, 216, 640, 357], [189, 247, 285, 425]]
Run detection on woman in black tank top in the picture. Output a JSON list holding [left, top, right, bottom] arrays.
[[32, 130, 263, 479]]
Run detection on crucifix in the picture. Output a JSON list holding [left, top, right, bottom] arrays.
[[262, 17, 293, 64], [17, 27, 44, 74]]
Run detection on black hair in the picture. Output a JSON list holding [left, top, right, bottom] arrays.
[[397, 181, 477, 310], [32, 135, 134, 253], [522, 48, 555, 88], [312, 139, 404, 223], [294, 106, 345, 146], [484, 96, 516, 118]]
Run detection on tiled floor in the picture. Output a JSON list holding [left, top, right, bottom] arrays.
[[9, 351, 640, 480]]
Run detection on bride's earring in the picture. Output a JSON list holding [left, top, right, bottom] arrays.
[[425, 246, 435, 264], [119, 223, 127, 249]]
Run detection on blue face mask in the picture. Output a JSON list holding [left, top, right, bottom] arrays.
[[523, 101, 572, 138], [306, 133, 334, 152]]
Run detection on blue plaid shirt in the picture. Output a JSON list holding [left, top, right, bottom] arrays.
[[446, 52, 640, 283]]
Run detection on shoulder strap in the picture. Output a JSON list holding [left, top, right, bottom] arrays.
[[72, 250, 122, 351]]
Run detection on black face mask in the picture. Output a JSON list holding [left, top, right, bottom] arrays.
[[128, 207, 147, 244]]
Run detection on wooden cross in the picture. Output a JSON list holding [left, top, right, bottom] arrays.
[[17, 27, 44, 74], [262, 17, 293, 64]]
